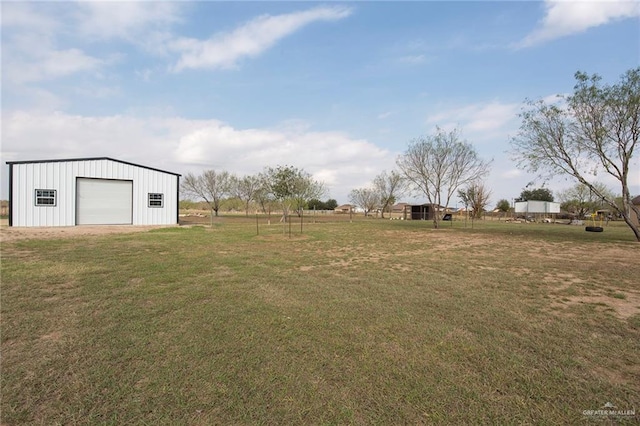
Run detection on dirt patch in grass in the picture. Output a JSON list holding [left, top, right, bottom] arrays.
[[0, 224, 178, 242], [551, 292, 640, 320], [255, 233, 311, 242]]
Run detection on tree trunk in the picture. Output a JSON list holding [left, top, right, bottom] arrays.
[[621, 213, 640, 242]]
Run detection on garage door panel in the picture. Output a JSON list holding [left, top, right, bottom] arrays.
[[77, 178, 132, 225]]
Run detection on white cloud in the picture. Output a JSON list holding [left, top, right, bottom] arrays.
[[169, 6, 352, 72], [4, 41, 104, 85], [75, 2, 182, 42], [2, 110, 394, 203], [398, 54, 427, 64], [2, 3, 105, 85], [36, 49, 103, 81], [501, 169, 523, 179], [518, 0, 640, 48], [2, 2, 183, 87], [426, 101, 520, 137], [0, 2, 60, 33]]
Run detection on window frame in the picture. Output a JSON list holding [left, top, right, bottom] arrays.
[[35, 189, 57, 207], [148, 193, 164, 208]]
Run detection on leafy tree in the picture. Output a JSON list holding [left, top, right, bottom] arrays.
[[349, 187, 379, 216], [558, 182, 615, 218], [496, 199, 511, 212], [397, 127, 491, 228], [307, 199, 325, 210], [262, 165, 325, 220], [373, 170, 406, 218], [325, 199, 338, 210], [511, 68, 640, 241], [518, 187, 554, 202], [458, 181, 492, 219], [307, 198, 338, 210], [181, 170, 231, 222], [221, 197, 243, 212]]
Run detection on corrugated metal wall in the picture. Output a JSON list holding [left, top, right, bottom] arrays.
[[10, 159, 178, 226], [514, 201, 561, 214]]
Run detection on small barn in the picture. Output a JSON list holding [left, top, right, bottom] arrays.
[[409, 204, 435, 221], [514, 200, 560, 215], [6, 157, 181, 227], [514, 200, 560, 221]]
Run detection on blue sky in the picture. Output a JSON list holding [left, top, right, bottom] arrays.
[[2, 1, 639, 206]]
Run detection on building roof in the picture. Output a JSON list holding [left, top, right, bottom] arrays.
[[632, 195, 640, 205], [391, 203, 410, 211], [335, 204, 353, 210], [6, 156, 181, 177], [409, 203, 445, 209]]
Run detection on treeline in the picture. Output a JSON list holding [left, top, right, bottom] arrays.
[[181, 165, 327, 222], [179, 197, 339, 213]]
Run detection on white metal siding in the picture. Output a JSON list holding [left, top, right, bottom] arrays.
[[10, 158, 178, 226], [515, 201, 561, 214], [76, 178, 133, 225]]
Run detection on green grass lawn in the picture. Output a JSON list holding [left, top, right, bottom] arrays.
[[2, 218, 639, 424]]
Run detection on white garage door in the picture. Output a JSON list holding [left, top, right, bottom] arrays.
[[76, 178, 133, 225]]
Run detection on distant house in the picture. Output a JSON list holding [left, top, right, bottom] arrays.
[[334, 204, 353, 214], [391, 203, 410, 213]]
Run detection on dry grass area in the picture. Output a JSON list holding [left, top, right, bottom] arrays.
[[1, 218, 639, 424]]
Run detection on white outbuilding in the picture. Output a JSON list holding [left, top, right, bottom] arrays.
[[514, 200, 561, 215], [6, 157, 181, 227], [514, 200, 561, 220]]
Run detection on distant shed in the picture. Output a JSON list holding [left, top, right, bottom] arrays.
[[6, 157, 180, 227], [514, 201, 560, 215], [409, 204, 435, 220]]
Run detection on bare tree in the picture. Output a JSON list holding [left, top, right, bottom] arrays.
[[254, 181, 274, 215], [349, 187, 379, 217], [511, 68, 640, 241], [181, 170, 231, 223], [230, 174, 261, 217], [457, 181, 492, 219], [373, 170, 406, 218], [397, 127, 491, 228]]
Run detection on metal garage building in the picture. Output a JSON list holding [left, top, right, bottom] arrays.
[[6, 157, 180, 227], [514, 200, 561, 215]]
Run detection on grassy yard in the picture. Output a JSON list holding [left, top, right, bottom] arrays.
[[2, 218, 639, 424]]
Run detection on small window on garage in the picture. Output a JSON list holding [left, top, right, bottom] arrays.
[[35, 189, 57, 206], [148, 193, 164, 208]]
